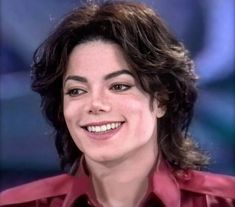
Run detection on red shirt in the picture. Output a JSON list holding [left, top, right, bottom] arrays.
[[0, 158, 235, 207]]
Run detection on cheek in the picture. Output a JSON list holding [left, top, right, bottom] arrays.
[[117, 95, 156, 126], [63, 101, 84, 147], [63, 100, 81, 125], [63, 101, 72, 123], [122, 95, 153, 115], [127, 96, 157, 138]]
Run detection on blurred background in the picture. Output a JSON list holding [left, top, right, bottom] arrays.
[[0, 0, 234, 190]]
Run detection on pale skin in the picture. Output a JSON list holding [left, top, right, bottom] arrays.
[[63, 40, 165, 207]]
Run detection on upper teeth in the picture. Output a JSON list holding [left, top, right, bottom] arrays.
[[87, 122, 122, 133]]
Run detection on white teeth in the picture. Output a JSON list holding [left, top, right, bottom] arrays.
[[107, 124, 111, 130], [101, 125, 106, 131], [95, 126, 101, 132], [86, 122, 122, 133]]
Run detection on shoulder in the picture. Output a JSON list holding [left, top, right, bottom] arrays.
[[0, 174, 75, 206], [175, 169, 235, 199]]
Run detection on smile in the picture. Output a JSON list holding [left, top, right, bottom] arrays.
[[85, 122, 123, 133]]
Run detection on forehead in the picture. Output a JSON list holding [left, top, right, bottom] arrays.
[[66, 40, 131, 76]]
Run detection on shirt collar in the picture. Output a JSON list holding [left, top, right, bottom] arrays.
[[151, 157, 181, 207], [63, 156, 181, 207], [63, 157, 100, 207]]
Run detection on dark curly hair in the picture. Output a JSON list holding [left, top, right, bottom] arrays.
[[31, 0, 209, 171]]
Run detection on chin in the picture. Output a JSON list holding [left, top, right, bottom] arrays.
[[85, 150, 126, 164]]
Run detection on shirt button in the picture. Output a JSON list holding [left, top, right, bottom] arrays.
[[87, 199, 94, 207]]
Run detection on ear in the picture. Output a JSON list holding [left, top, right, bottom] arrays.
[[153, 99, 166, 118]]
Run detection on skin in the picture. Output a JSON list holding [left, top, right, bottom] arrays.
[[63, 40, 165, 207]]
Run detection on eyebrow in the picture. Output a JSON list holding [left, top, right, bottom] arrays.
[[64, 69, 134, 86]]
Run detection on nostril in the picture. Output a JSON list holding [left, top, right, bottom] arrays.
[[87, 102, 111, 114]]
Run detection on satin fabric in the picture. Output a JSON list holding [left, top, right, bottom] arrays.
[[1, 158, 235, 207]]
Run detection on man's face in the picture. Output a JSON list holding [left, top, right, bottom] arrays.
[[63, 40, 165, 164]]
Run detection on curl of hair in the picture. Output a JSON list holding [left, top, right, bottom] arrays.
[[31, 0, 209, 171]]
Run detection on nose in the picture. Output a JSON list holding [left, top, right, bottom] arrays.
[[85, 93, 111, 114]]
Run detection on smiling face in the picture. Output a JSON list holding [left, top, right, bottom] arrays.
[[63, 40, 165, 164]]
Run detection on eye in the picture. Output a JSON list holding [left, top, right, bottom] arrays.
[[110, 83, 132, 92], [65, 88, 87, 97]]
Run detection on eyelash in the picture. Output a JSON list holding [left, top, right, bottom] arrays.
[[65, 83, 132, 97], [65, 88, 87, 97], [110, 83, 132, 92]]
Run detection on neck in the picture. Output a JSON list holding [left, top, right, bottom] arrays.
[[85, 140, 158, 207]]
